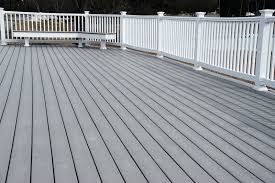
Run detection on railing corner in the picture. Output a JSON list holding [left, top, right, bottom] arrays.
[[254, 9, 275, 91], [120, 11, 127, 50], [0, 7, 7, 46]]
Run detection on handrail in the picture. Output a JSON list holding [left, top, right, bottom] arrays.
[[0, 9, 275, 90], [4, 11, 85, 16]]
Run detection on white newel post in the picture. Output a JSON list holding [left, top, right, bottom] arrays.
[[193, 12, 206, 71], [83, 11, 90, 47], [254, 9, 275, 91], [120, 11, 127, 50], [0, 7, 7, 46], [157, 12, 164, 58]]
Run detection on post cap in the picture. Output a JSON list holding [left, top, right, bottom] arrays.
[[195, 12, 206, 18], [259, 9, 275, 17], [120, 11, 127, 15], [84, 11, 90, 14], [157, 12, 165, 16]]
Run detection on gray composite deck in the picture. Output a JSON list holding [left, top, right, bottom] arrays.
[[0, 45, 275, 183]]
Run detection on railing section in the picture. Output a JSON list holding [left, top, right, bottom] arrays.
[[264, 17, 275, 88], [0, 8, 275, 90], [198, 17, 260, 80], [123, 15, 158, 52], [3, 11, 85, 41]]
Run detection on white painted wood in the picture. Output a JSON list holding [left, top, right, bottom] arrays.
[[157, 12, 164, 58], [0, 7, 7, 45], [100, 40, 107, 50], [193, 12, 206, 71], [84, 11, 90, 45], [13, 31, 116, 49], [120, 11, 127, 50], [254, 9, 275, 91], [0, 9, 275, 89], [24, 38, 30, 47]]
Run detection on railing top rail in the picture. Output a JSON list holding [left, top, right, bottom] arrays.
[[4, 11, 84, 16], [266, 17, 275, 22], [89, 14, 121, 17], [201, 16, 261, 22], [124, 15, 158, 19], [162, 16, 197, 21]]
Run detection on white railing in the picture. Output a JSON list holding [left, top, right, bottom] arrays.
[[88, 14, 121, 43], [0, 8, 275, 90], [119, 10, 275, 90], [161, 16, 197, 61], [197, 17, 260, 80], [2, 11, 85, 41], [264, 17, 275, 88], [123, 15, 159, 52], [0, 9, 121, 44]]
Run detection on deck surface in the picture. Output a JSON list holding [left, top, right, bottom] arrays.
[[0, 45, 275, 183]]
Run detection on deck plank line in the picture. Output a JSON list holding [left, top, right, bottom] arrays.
[[52, 46, 148, 183], [114, 50, 273, 138], [68, 46, 226, 183], [42, 46, 101, 183], [72, 46, 240, 182], [31, 46, 55, 183], [125, 49, 275, 109], [48, 46, 127, 183], [30, 47, 34, 183], [119, 51, 275, 128], [0, 46, 21, 183], [0, 45, 274, 183], [102, 51, 274, 158], [76, 47, 268, 183], [1, 47, 25, 183], [37, 46, 78, 183], [95, 51, 275, 182], [0, 47, 15, 87], [61, 47, 179, 183], [120, 51, 275, 122], [126, 49, 275, 105], [0, 47, 12, 81], [44, 46, 118, 183], [62, 47, 195, 183], [83, 48, 274, 181], [77, 47, 275, 182], [99, 49, 272, 162], [6, 47, 32, 183], [98, 49, 275, 150]]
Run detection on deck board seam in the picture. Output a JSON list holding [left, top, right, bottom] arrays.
[[121, 50, 275, 117], [52, 46, 147, 183], [117, 50, 275, 128], [35, 46, 56, 183], [70, 47, 229, 183], [129, 50, 275, 104], [103, 49, 275, 147], [40, 46, 80, 183], [61, 47, 176, 183], [77, 47, 272, 182], [5, 47, 26, 183], [108, 50, 275, 154]]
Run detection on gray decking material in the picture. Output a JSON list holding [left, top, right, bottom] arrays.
[[0, 45, 274, 183]]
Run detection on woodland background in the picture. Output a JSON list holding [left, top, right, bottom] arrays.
[[0, 0, 275, 16]]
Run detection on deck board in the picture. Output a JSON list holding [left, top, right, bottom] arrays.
[[0, 45, 275, 183]]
